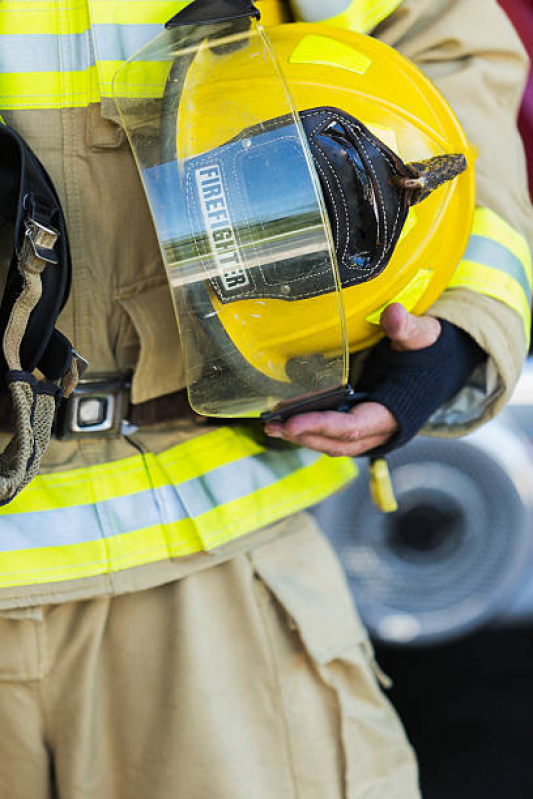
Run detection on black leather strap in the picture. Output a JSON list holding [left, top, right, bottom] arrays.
[[300, 107, 412, 286]]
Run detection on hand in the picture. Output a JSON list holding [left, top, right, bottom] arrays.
[[264, 304, 442, 457]]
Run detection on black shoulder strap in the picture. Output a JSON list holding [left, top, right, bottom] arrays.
[[0, 122, 86, 504], [0, 122, 76, 387]]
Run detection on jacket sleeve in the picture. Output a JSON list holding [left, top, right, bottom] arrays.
[[288, 0, 403, 32], [371, 0, 533, 436]]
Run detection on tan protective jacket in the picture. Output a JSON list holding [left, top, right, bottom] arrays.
[[0, 0, 530, 606]]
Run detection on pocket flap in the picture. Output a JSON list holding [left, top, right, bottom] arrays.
[[250, 513, 369, 665], [117, 282, 186, 404]]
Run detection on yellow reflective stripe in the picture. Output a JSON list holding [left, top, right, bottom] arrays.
[[322, 0, 403, 34], [448, 261, 532, 337], [0, 0, 185, 109], [0, 0, 90, 36], [472, 206, 533, 287], [0, 519, 202, 587], [88, 0, 187, 26], [289, 33, 372, 74], [101, 60, 170, 98], [0, 62, 170, 109], [0, 447, 355, 588], [194, 453, 355, 548], [0, 67, 100, 109], [0, 0, 184, 34], [2, 426, 266, 514], [447, 207, 533, 338], [366, 268, 432, 325]]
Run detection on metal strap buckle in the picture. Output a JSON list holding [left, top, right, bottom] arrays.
[[24, 218, 59, 265], [54, 374, 132, 440]]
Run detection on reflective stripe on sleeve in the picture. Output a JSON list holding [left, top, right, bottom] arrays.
[[290, 0, 403, 32], [0, 0, 184, 35], [1, 0, 402, 108], [0, 0, 186, 109], [447, 207, 533, 337], [0, 426, 356, 588], [0, 27, 163, 73]]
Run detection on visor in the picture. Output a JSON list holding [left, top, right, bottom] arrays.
[[113, 11, 347, 418]]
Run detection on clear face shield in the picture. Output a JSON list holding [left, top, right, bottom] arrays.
[[113, 6, 348, 418]]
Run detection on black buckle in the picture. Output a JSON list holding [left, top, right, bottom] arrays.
[[54, 374, 132, 440]]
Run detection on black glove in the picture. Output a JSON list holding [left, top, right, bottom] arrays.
[[356, 319, 485, 455]]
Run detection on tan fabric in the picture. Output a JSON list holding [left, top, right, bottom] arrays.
[[0, 0, 528, 602], [3, 105, 184, 407], [374, 0, 533, 431], [0, 512, 420, 799]]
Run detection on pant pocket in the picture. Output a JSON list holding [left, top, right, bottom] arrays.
[[250, 512, 421, 799]]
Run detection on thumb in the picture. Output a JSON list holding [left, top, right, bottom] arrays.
[[380, 303, 441, 352]]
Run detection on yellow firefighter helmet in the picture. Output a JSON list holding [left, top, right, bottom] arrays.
[[114, 6, 475, 418]]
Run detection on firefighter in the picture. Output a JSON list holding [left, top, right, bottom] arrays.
[[0, 1, 529, 797]]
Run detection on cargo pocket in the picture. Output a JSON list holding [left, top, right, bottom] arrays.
[[249, 512, 420, 799]]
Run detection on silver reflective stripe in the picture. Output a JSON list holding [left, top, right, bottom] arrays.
[[464, 234, 533, 303], [289, 0, 352, 22], [0, 449, 321, 551], [178, 447, 319, 516], [0, 25, 161, 74], [0, 32, 94, 73], [94, 23, 163, 61]]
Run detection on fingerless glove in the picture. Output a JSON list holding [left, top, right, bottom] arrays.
[[356, 320, 485, 455]]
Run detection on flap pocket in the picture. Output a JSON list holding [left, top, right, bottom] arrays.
[[250, 512, 369, 664], [250, 512, 419, 798], [117, 281, 186, 404], [86, 103, 126, 151]]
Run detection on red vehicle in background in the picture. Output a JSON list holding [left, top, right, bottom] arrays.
[[499, 0, 533, 199]]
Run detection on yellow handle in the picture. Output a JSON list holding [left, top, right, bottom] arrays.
[[369, 457, 398, 513]]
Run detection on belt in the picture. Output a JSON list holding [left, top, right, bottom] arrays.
[[0, 373, 200, 439]]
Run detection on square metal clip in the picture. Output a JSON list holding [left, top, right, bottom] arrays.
[[24, 218, 60, 265], [54, 374, 132, 439]]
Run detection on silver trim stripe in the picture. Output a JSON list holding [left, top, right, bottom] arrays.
[[463, 234, 533, 302], [0, 25, 161, 73], [0, 448, 321, 551]]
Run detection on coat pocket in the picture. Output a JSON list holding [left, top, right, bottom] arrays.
[[116, 281, 186, 403], [250, 512, 420, 799]]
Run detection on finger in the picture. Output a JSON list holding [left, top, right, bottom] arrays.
[[265, 404, 397, 442], [347, 401, 398, 436], [277, 431, 393, 458], [265, 410, 361, 441], [380, 303, 441, 352]]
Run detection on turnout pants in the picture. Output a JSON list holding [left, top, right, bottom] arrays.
[[0, 514, 420, 798]]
